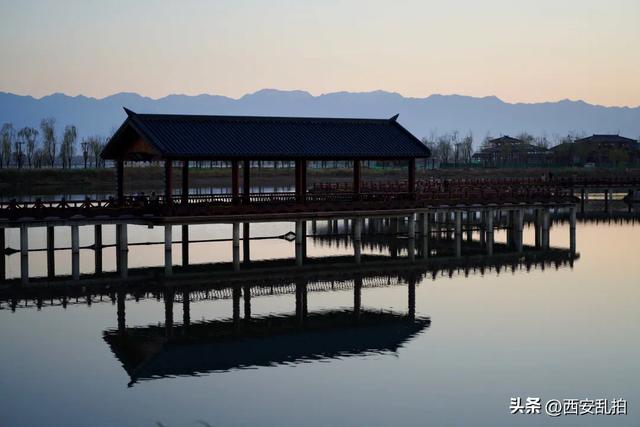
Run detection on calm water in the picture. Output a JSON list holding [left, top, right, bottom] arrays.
[[1, 216, 638, 426]]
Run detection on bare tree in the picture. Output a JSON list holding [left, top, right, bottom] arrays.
[[60, 125, 77, 169], [87, 136, 106, 167], [17, 127, 38, 168], [1, 123, 14, 168], [40, 118, 56, 167], [460, 133, 474, 164], [437, 136, 453, 164]]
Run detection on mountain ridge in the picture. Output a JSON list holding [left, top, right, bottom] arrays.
[[1, 90, 638, 146]]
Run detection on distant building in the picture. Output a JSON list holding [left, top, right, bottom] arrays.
[[550, 134, 640, 166], [472, 136, 550, 167]]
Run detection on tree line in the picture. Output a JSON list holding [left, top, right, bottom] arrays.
[[0, 119, 108, 169]]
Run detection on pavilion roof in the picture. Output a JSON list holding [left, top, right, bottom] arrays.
[[101, 109, 431, 160]]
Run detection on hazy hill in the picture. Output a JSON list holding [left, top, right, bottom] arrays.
[[1, 89, 639, 147]]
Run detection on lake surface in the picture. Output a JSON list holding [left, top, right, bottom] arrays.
[[1, 216, 638, 426]]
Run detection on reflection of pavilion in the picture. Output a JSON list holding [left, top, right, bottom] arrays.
[[104, 309, 430, 386], [0, 238, 579, 386]]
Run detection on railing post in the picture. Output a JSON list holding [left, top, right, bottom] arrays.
[[231, 160, 240, 205], [164, 159, 173, 204], [243, 160, 251, 204], [181, 160, 189, 205]]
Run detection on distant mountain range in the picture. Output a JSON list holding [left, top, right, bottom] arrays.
[[1, 89, 639, 147]]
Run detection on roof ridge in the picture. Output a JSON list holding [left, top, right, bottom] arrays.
[[134, 112, 392, 124]]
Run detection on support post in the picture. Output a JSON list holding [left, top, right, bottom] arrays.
[[408, 275, 416, 320], [116, 224, 128, 279], [232, 286, 241, 329], [94, 225, 102, 274], [454, 211, 462, 258], [541, 209, 550, 249], [231, 160, 240, 204], [181, 161, 189, 205], [243, 284, 251, 321], [164, 288, 174, 338], [71, 224, 80, 280], [486, 209, 494, 256], [164, 159, 173, 204], [354, 276, 362, 320], [164, 225, 173, 275], [420, 212, 429, 258], [47, 226, 55, 278], [580, 188, 585, 214], [20, 225, 28, 284], [515, 209, 524, 253], [232, 222, 240, 271], [181, 224, 189, 266], [0, 228, 5, 281], [182, 290, 190, 330], [295, 220, 304, 266], [117, 290, 126, 336], [353, 217, 362, 264], [243, 222, 250, 265], [243, 160, 251, 204], [408, 213, 416, 261], [570, 206, 576, 254]]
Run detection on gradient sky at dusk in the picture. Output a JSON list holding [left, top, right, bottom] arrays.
[[1, 0, 638, 106]]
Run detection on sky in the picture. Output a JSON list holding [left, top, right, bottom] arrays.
[[0, 0, 639, 107]]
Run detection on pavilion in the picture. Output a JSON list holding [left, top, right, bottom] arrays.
[[101, 109, 431, 205]]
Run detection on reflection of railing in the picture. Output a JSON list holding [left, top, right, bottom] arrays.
[[0, 248, 579, 311]]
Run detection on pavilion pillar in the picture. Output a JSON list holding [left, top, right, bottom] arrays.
[[164, 160, 173, 204], [116, 290, 126, 336], [232, 286, 241, 329], [243, 160, 251, 203], [295, 159, 307, 203], [353, 159, 361, 200], [408, 158, 416, 197], [116, 159, 124, 206], [231, 160, 240, 204], [181, 161, 189, 205]]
